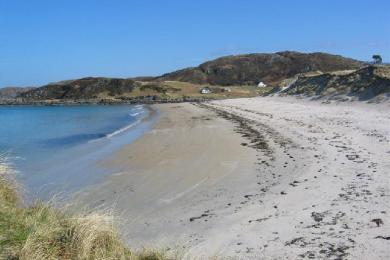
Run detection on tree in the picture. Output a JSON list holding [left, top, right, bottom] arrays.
[[372, 55, 382, 64]]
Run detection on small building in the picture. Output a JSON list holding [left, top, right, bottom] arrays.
[[257, 82, 267, 88], [200, 87, 211, 94]]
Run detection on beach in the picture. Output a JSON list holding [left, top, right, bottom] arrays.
[[0, 104, 154, 200], [76, 97, 390, 259]]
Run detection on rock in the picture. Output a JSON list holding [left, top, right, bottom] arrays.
[[371, 218, 384, 227], [311, 212, 325, 222]]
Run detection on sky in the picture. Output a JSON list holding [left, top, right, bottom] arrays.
[[0, 0, 389, 87]]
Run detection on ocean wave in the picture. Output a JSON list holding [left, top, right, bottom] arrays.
[[129, 112, 142, 117], [105, 119, 141, 138]]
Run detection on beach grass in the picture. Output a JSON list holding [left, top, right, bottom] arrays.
[[0, 159, 169, 260]]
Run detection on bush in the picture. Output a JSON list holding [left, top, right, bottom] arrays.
[[0, 158, 169, 260]]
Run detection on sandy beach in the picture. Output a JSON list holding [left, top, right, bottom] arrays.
[[77, 97, 390, 259]]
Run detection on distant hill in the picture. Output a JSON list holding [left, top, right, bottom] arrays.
[[0, 87, 35, 99], [157, 51, 364, 86], [20, 77, 135, 100], [9, 51, 381, 103], [278, 65, 390, 101], [18, 77, 260, 103]]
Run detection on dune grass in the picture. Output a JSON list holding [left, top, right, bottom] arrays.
[[0, 160, 169, 260]]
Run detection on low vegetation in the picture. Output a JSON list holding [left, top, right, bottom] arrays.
[[277, 65, 390, 101], [157, 51, 363, 86], [6, 51, 364, 104], [0, 159, 169, 260], [130, 81, 261, 100]]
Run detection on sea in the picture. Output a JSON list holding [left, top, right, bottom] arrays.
[[0, 104, 155, 200]]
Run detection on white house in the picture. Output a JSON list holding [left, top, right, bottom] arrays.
[[200, 87, 211, 94], [257, 81, 267, 88]]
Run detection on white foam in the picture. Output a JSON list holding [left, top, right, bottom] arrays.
[[106, 119, 141, 138], [130, 112, 142, 117]]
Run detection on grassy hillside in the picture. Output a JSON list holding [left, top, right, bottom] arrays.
[[13, 51, 365, 103], [18, 78, 266, 103], [128, 81, 266, 99], [0, 160, 169, 260], [157, 51, 364, 86]]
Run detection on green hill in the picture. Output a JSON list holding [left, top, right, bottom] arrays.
[[157, 51, 364, 86], [11, 51, 369, 103]]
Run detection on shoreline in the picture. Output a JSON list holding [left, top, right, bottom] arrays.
[[0, 97, 216, 106], [74, 97, 389, 259], [74, 102, 259, 254], [8, 104, 159, 202]]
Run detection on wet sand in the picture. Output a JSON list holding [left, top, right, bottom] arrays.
[[76, 103, 258, 254], [77, 98, 390, 259]]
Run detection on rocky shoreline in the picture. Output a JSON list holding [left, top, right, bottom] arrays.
[[0, 96, 216, 106]]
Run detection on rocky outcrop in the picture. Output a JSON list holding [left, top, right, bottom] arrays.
[[0, 87, 35, 99], [279, 65, 390, 101]]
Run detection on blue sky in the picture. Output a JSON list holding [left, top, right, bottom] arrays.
[[1, 0, 389, 87]]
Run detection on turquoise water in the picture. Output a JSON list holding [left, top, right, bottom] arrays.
[[0, 105, 154, 200]]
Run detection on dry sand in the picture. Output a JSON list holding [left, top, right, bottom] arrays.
[[77, 97, 390, 259]]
